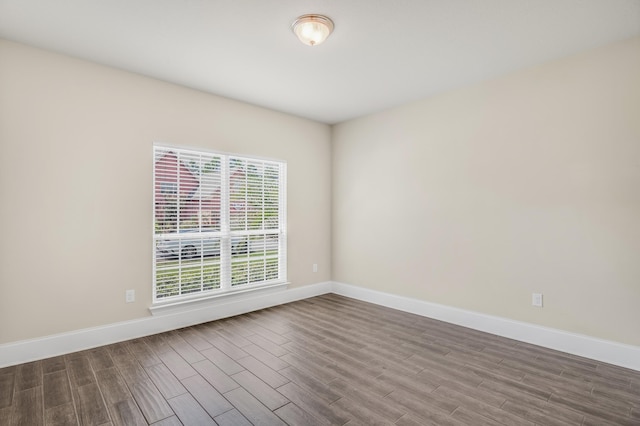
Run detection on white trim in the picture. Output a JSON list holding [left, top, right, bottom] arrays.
[[0, 281, 332, 368], [332, 281, 640, 372], [2, 280, 639, 372], [149, 281, 289, 315], [153, 141, 287, 164]]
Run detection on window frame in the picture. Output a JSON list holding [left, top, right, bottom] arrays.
[[152, 143, 287, 306]]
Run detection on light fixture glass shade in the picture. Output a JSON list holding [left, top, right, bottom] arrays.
[[292, 14, 334, 46]]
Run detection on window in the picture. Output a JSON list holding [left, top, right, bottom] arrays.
[[153, 144, 287, 303]]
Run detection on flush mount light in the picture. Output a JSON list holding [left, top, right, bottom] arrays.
[[291, 14, 334, 46]]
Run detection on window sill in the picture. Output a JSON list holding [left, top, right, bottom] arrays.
[[149, 281, 289, 316]]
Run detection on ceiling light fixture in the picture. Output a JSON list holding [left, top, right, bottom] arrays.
[[291, 14, 334, 46]]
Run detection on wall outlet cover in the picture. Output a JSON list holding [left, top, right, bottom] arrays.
[[532, 293, 543, 307]]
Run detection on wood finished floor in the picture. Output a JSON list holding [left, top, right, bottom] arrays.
[[1, 294, 639, 426]]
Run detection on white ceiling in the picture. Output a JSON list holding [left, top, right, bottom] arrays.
[[1, 1, 639, 124]]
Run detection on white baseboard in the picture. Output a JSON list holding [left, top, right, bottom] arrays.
[[332, 281, 640, 372], [0, 281, 332, 368], [3, 280, 639, 372]]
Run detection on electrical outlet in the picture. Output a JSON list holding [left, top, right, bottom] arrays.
[[126, 289, 135, 303], [313, 263, 318, 273], [532, 293, 543, 307]]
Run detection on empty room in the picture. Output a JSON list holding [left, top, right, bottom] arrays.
[[1, 1, 639, 425]]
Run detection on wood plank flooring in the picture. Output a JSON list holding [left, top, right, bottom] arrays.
[[1, 294, 639, 425]]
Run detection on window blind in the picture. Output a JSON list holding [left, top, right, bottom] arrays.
[[153, 145, 287, 302]]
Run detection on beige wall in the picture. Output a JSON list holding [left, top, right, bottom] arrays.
[[0, 40, 332, 344], [2, 35, 639, 350], [332, 37, 640, 346]]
